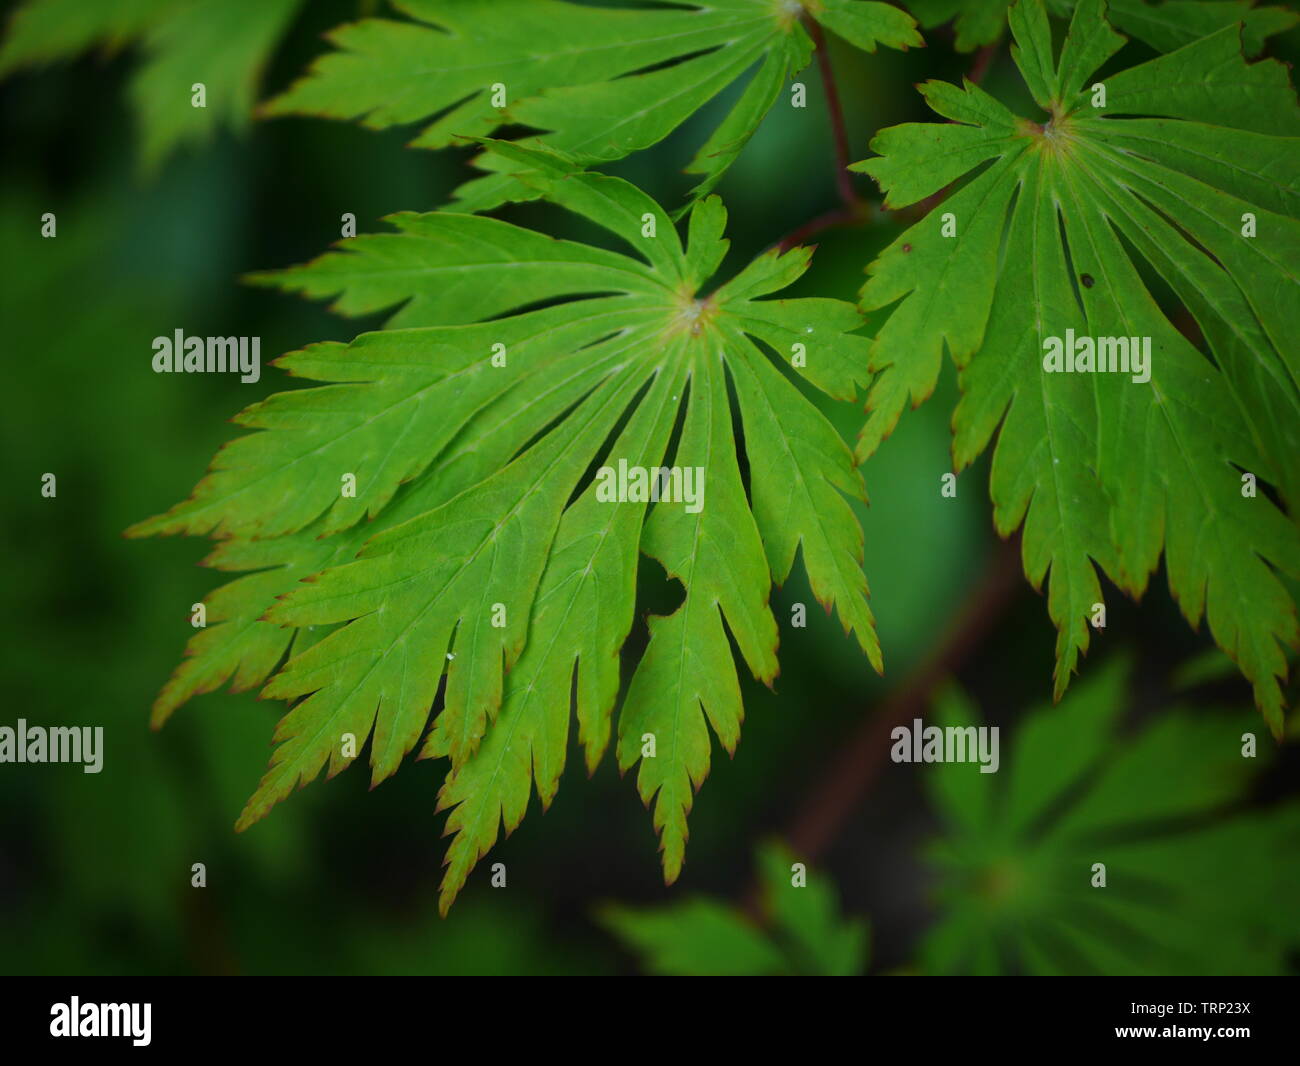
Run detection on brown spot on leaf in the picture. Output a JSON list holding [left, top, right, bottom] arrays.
[[1080, 273, 1094, 288]]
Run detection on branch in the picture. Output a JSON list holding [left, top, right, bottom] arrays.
[[785, 536, 1023, 860], [968, 41, 999, 86], [765, 20, 873, 252], [807, 19, 858, 210], [775, 203, 868, 252]]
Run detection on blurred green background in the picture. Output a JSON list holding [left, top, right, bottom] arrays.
[[1, 0, 1297, 975]]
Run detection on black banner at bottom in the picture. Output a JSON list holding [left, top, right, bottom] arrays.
[[0, 977, 1289, 1053]]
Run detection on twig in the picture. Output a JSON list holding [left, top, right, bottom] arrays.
[[785, 536, 1023, 861], [739, 29, 1023, 923], [759, 30, 1021, 864], [766, 17, 876, 252], [775, 203, 867, 252], [807, 18, 858, 210], [968, 41, 999, 86]]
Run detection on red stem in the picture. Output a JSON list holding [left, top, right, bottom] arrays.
[[776, 204, 864, 252], [743, 32, 1021, 895], [968, 42, 999, 86], [786, 537, 1023, 860], [807, 18, 858, 210], [740, 539, 1023, 920]]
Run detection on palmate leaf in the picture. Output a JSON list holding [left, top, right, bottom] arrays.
[[853, 0, 1300, 733], [261, 0, 921, 210], [128, 142, 880, 911], [600, 841, 869, 975], [923, 661, 1300, 975], [0, 0, 304, 169], [904, 0, 1297, 54]]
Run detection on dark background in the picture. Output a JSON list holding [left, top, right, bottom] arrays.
[[1, 0, 1296, 975]]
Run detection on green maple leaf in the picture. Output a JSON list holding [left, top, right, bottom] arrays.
[[600, 841, 869, 975], [0, 0, 304, 169], [904, 0, 1297, 54], [922, 660, 1300, 975], [853, 0, 1300, 733], [261, 0, 921, 209], [127, 142, 880, 911]]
